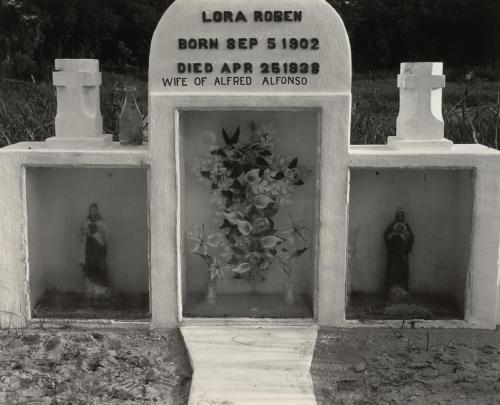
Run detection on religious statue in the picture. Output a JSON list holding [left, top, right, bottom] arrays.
[[79, 203, 111, 297], [384, 208, 414, 297]]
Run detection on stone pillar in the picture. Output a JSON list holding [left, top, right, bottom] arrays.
[[388, 62, 452, 150], [45, 59, 112, 148]]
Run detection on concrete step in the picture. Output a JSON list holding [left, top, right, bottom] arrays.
[[181, 325, 318, 404]]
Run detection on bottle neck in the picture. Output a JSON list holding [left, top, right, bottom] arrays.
[[123, 89, 137, 109]]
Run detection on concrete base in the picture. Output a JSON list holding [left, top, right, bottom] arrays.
[[44, 134, 113, 149], [181, 325, 318, 404], [387, 136, 453, 150]]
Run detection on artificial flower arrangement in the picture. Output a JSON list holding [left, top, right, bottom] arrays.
[[188, 122, 311, 288]]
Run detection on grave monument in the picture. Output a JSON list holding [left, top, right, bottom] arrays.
[[0, 0, 500, 402]]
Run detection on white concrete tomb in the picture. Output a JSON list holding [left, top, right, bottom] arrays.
[[0, 0, 499, 332]]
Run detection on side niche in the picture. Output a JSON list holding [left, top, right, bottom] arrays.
[[346, 168, 474, 321], [179, 110, 320, 318], [26, 167, 150, 320]]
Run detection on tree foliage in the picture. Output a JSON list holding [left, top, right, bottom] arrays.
[[331, 0, 500, 72], [0, 0, 499, 79]]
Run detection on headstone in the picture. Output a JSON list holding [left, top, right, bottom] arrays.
[[148, 0, 353, 327], [149, 0, 351, 94], [388, 62, 452, 150], [45, 59, 112, 148]]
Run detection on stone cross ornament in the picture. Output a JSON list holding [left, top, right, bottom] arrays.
[[45, 59, 112, 148], [388, 62, 452, 150]]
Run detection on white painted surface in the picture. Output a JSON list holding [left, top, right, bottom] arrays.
[[181, 325, 318, 404], [0, 145, 149, 327], [388, 62, 452, 150], [0, 0, 499, 334], [47, 59, 112, 147], [149, 0, 352, 326], [149, 0, 351, 94], [348, 169, 473, 307], [26, 167, 149, 305], [348, 145, 500, 328]]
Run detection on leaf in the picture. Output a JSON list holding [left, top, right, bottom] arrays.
[[232, 179, 244, 190], [227, 255, 239, 265], [260, 149, 273, 156], [230, 166, 243, 178], [222, 128, 231, 145], [211, 148, 226, 156], [294, 180, 304, 186], [291, 247, 310, 258], [231, 127, 240, 144], [256, 157, 269, 167], [274, 171, 285, 180], [264, 205, 279, 217], [277, 260, 292, 276], [200, 171, 211, 179], [231, 246, 246, 256], [219, 220, 231, 229], [288, 158, 298, 168]]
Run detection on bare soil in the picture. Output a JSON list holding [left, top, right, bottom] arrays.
[[1, 326, 499, 404], [311, 327, 500, 405], [0, 328, 192, 404]]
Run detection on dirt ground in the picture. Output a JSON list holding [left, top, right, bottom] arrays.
[[0, 328, 192, 404], [0, 326, 499, 404], [312, 327, 500, 405]]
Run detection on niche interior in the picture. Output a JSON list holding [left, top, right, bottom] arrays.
[[26, 167, 150, 320], [346, 168, 474, 321]]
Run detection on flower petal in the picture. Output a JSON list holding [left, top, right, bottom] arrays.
[[223, 211, 244, 224], [245, 168, 261, 185], [254, 195, 274, 209], [233, 263, 252, 274], [236, 220, 252, 235], [261, 235, 284, 249]]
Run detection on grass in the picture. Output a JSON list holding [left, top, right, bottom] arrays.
[[1, 73, 499, 149], [352, 77, 500, 148]]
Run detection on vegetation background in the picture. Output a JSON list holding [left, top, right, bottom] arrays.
[[0, 0, 499, 147]]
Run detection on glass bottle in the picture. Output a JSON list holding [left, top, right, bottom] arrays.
[[119, 85, 143, 145]]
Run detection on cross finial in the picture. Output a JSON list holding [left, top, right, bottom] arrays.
[[45, 59, 112, 149], [388, 62, 452, 150]]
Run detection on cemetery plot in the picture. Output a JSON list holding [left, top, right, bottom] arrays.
[[26, 167, 150, 320], [346, 168, 473, 321], [180, 110, 319, 318]]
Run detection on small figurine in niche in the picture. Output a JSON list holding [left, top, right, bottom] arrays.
[[79, 203, 111, 297], [384, 208, 414, 299]]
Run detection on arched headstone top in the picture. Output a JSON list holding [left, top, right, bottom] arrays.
[[149, 0, 351, 94]]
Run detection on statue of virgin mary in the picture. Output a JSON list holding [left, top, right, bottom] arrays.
[[79, 203, 111, 296]]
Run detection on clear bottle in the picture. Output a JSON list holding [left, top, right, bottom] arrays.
[[119, 85, 143, 145]]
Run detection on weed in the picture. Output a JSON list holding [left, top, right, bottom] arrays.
[[1, 74, 498, 149]]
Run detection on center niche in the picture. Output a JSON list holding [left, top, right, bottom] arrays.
[[180, 110, 319, 318]]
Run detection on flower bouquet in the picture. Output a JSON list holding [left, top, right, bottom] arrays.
[[189, 122, 311, 295]]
